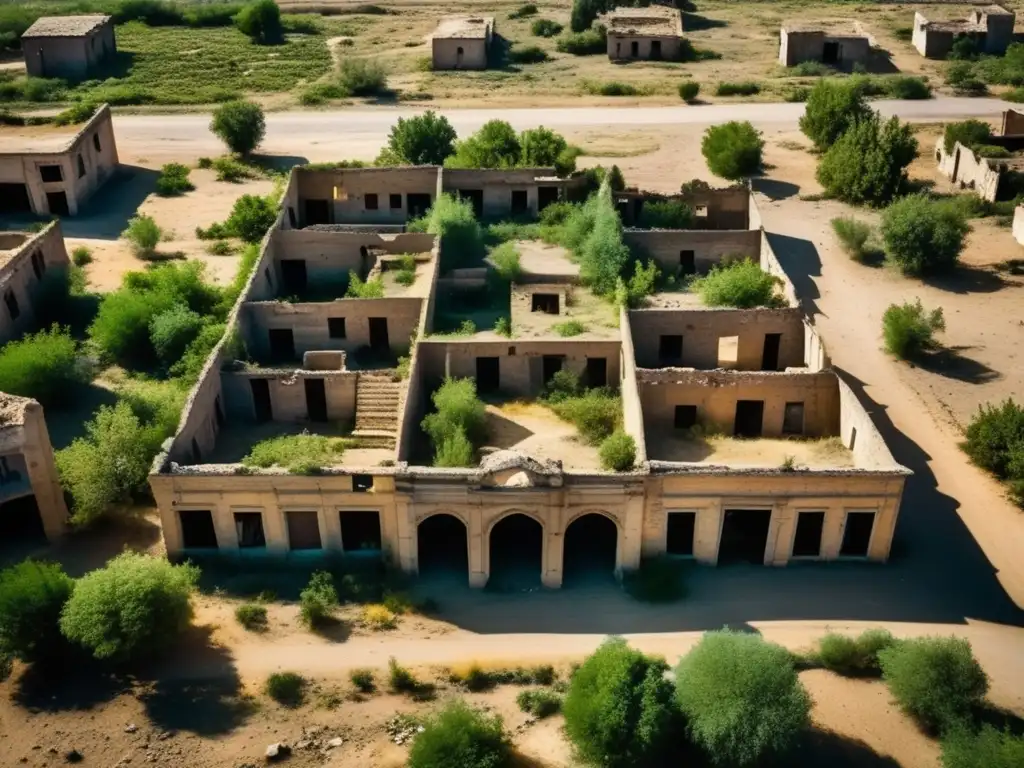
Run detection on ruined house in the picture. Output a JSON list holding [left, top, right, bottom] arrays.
[[431, 16, 494, 70], [778, 22, 872, 68], [21, 15, 116, 79], [148, 165, 909, 588], [912, 5, 1015, 59], [604, 6, 684, 62], [0, 222, 72, 344], [934, 109, 1024, 202]]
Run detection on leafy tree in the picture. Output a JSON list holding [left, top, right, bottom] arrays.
[[210, 100, 266, 156], [676, 630, 811, 766], [233, 0, 283, 44], [882, 299, 945, 359], [421, 193, 485, 270], [941, 725, 1024, 768], [422, 377, 486, 466], [380, 110, 456, 166], [570, 0, 602, 31], [599, 430, 636, 471], [943, 119, 992, 154], [337, 58, 388, 96], [447, 120, 521, 169], [60, 553, 199, 661], [962, 398, 1024, 481], [149, 304, 207, 369], [0, 325, 86, 406], [0, 560, 74, 663], [880, 193, 968, 275], [816, 113, 917, 206], [520, 126, 579, 176], [879, 636, 989, 733], [562, 637, 676, 768], [701, 121, 764, 179], [691, 258, 782, 308], [799, 79, 872, 151], [408, 699, 512, 768]]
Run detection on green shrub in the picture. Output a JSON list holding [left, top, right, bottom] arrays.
[[831, 217, 874, 262], [941, 725, 1024, 768], [71, 246, 93, 266], [299, 81, 346, 105], [691, 258, 782, 308], [169, 322, 226, 381], [243, 433, 352, 471], [493, 316, 512, 337], [532, 18, 563, 37], [299, 571, 338, 629], [974, 144, 1011, 158], [563, 637, 675, 768], [388, 656, 420, 693], [676, 630, 811, 766], [962, 399, 1024, 482], [574, 182, 631, 295], [885, 75, 932, 99], [799, 79, 872, 151], [350, 668, 376, 692], [423, 377, 486, 467], [520, 126, 579, 176], [1005, 87, 1024, 102], [235, 602, 268, 631], [447, 119, 521, 169], [880, 193, 968, 276], [0, 325, 85, 406], [817, 114, 917, 207], [550, 389, 621, 444], [490, 242, 522, 281], [346, 270, 385, 298], [678, 80, 700, 103], [878, 636, 989, 733], [122, 214, 163, 259], [200, 193, 277, 243], [60, 553, 198, 661], [554, 320, 586, 337], [211, 155, 256, 182], [715, 81, 760, 96], [234, 0, 283, 44], [816, 629, 896, 676], [381, 110, 456, 165], [210, 100, 265, 156], [599, 429, 636, 471], [947, 62, 987, 95], [0, 560, 74, 663], [583, 80, 641, 96], [52, 101, 97, 126], [408, 699, 511, 768], [509, 3, 538, 19], [422, 194, 485, 270], [149, 304, 206, 369], [622, 556, 688, 603], [702, 121, 763, 179], [517, 689, 562, 718], [943, 119, 993, 154], [155, 162, 194, 197], [882, 299, 945, 359], [338, 58, 388, 97], [637, 199, 693, 229], [557, 28, 606, 56], [265, 671, 305, 706], [510, 45, 548, 64]]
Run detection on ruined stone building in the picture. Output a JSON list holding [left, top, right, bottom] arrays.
[[0, 104, 119, 217], [778, 22, 871, 68], [431, 16, 494, 70], [21, 15, 116, 79], [604, 6, 683, 62], [149, 166, 909, 589], [934, 108, 1024, 202], [913, 5, 1015, 59]]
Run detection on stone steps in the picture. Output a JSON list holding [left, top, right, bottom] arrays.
[[353, 374, 403, 447]]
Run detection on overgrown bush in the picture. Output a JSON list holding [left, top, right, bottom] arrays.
[[941, 724, 1024, 768], [338, 58, 388, 97], [943, 119, 993, 154], [71, 246, 93, 266], [0, 560, 74, 664], [122, 214, 163, 259], [799, 79, 872, 151], [554, 320, 586, 337], [691, 258, 782, 308], [351, 668, 376, 692], [716, 81, 760, 96], [346, 270, 385, 298], [379, 110, 456, 166], [517, 689, 562, 718], [490, 242, 522, 281], [235, 602, 268, 631], [155, 162, 194, 196], [599, 429, 636, 471], [422, 377, 486, 467], [408, 699, 511, 768], [878, 636, 989, 733], [299, 571, 338, 628], [509, 3, 538, 18], [622, 556, 688, 603], [199, 193, 277, 243], [831, 216, 874, 262], [362, 603, 398, 630], [210, 100, 265, 156], [816, 629, 896, 676], [421, 194, 484, 270], [510, 45, 548, 64], [149, 304, 206, 370], [234, 0, 283, 44], [60, 553, 198, 661], [817, 113, 917, 206], [265, 671, 305, 706], [676, 630, 811, 766], [701, 121, 763, 179], [211, 155, 255, 182], [947, 61, 987, 95], [0, 325, 85, 406], [568, 182, 631, 295], [549, 388, 621, 445], [563, 637, 675, 768], [880, 193, 968, 276], [532, 18, 563, 37], [557, 27, 606, 56], [637, 199, 693, 229], [962, 399, 1024, 491], [388, 656, 420, 693], [446, 119, 521, 169], [679, 80, 700, 103], [882, 299, 945, 359]]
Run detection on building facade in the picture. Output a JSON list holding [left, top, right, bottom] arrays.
[[21, 15, 116, 79], [431, 16, 493, 70], [778, 23, 871, 68], [604, 6, 684, 61], [913, 5, 1015, 59]]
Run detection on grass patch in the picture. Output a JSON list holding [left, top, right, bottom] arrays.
[[265, 671, 305, 707], [831, 216, 880, 263], [517, 689, 562, 718], [691, 258, 784, 308], [553, 320, 586, 337], [234, 602, 268, 631], [715, 80, 761, 96], [581, 80, 646, 97], [241, 432, 355, 472]]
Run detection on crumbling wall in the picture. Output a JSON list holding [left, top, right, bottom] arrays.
[[221, 369, 358, 424], [623, 229, 761, 275], [270, 229, 434, 285], [759, 231, 798, 307], [836, 375, 905, 472], [294, 166, 440, 226], [0, 221, 70, 343], [935, 139, 1004, 202], [1002, 109, 1024, 136], [618, 306, 647, 463]]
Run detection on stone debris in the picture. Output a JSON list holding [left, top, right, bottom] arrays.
[[125, 724, 138, 734], [264, 742, 291, 762], [384, 716, 423, 746]]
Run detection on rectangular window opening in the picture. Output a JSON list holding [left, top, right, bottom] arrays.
[[234, 512, 266, 548], [328, 317, 347, 339], [389, 193, 402, 209], [365, 193, 379, 211], [39, 164, 63, 183], [666, 511, 696, 556], [717, 336, 739, 369], [659, 334, 683, 362], [792, 511, 824, 557], [674, 404, 698, 429], [340, 509, 382, 552]]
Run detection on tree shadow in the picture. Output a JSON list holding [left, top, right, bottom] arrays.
[[12, 653, 133, 713], [922, 264, 1011, 295], [753, 177, 801, 201], [309, 616, 352, 644], [44, 381, 119, 450], [914, 345, 1002, 384], [974, 702, 1024, 736], [59, 166, 161, 240], [789, 728, 901, 767], [682, 12, 727, 30]]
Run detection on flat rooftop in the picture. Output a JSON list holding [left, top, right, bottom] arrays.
[[605, 6, 683, 37], [22, 14, 110, 38], [0, 121, 85, 154], [433, 16, 493, 40], [782, 21, 866, 37], [200, 421, 395, 468], [647, 432, 854, 469]]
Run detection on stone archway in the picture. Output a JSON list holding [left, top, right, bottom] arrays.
[[562, 512, 619, 587], [417, 513, 469, 584], [487, 513, 544, 591]]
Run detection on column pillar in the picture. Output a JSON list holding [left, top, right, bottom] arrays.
[[468, 508, 486, 587]]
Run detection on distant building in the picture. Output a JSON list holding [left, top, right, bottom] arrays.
[[604, 6, 684, 61], [20, 15, 116, 79], [934, 109, 1024, 202], [0, 222, 71, 345], [912, 5, 1015, 59], [431, 16, 494, 70], [779, 22, 872, 68]]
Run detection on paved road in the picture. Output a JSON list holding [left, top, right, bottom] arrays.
[[113, 97, 1016, 161]]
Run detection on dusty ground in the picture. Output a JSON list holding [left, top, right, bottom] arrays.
[[482, 400, 603, 470], [647, 433, 855, 468]]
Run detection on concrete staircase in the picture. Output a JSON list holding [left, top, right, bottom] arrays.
[[353, 373, 401, 449]]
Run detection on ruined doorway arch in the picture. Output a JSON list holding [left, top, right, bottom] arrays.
[[417, 513, 468, 584], [488, 513, 543, 590], [563, 513, 618, 586]]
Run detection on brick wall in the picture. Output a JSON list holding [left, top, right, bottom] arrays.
[[623, 229, 761, 274], [221, 369, 358, 424]]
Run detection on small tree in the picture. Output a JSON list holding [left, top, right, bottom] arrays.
[[882, 299, 945, 359], [149, 304, 206, 369], [422, 377, 486, 466], [562, 637, 676, 768], [941, 725, 1024, 768], [0, 560, 74, 664], [878, 636, 989, 733], [599, 430, 636, 471], [155, 162, 194, 196], [422, 193, 485, 270], [816, 113, 917, 207], [338, 58, 388, 97], [962, 398, 1024, 481], [299, 570, 338, 628], [799, 79, 872, 151], [210, 100, 266, 156], [380, 110, 456, 166], [943, 119, 992, 154], [520, 126, 579, 176], [234, 0, 283, 44], [408, 699, 512, 768], [0, 325, 86, 406], [447, 120, 521, 169], [679, 80, 700, 103], [701, 121, 763, 179], [880, 194, 969, 276], [122, 214, 162, 258], [676, 630, 811, 766], [60, 553, 198, 661]]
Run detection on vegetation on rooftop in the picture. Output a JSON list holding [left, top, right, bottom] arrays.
[[690, 258, 784, 308], [242, 432, 355, 473], [422, 377, 487, 468]]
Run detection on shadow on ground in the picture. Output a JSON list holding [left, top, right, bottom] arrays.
[[791, 728, 901, 767], [915, 345, 1001, 384], [60, 165, 160, 239]]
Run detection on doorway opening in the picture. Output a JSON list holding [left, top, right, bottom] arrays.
[[46, 191, 69, 216], [280, 259, 307, 295], [0, 183, 32, 213], [250, 379, 273, 422], [585, 357, 607, 388], [679, 250, 695, 274], [476, 356, 500, 393], [782, 402, 804, 436], [717, 335, 739, 368], [822, 41, 839, 64], [762, 333, 782, 370], [674, 404, 698, 429], [488, 513, 543, 590], [542, 355, 563, 385], [651, 40, 662, 59], [531, 293, 559, 314], [563, 513, 617, 586], [417, 513, 468, 583], [792, 511, 824, 557], [733, 400, 764, 437], [538, 186, 559, 210], [286, 510, 322, 550], [340, 510, 382, 553], [840, 511, 874, 557], [304, 199, 330, 226], [369, 317, 389, 351], [304, 378, 328, 422], [666, 511, 696, 556], [457, 189, 484, 218], [179, 509, 218, 549], [407, 193, 432, 217], [269, 328, 295, 362], [630, 40, 639, 57], [659, 334, 682, 363], [719, 509, 770, 564], [511, 190, 529, 215]]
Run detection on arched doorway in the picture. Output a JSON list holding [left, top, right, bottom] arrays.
[[488, 514, 543, 591], [417, 514, 468, 585], [563, 513, 618, 587]]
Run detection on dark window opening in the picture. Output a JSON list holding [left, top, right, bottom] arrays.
[[651, 39, 662, 59], [674, 404, 698, 429], [340, 510, 381, 551], [542, 355, 563, 385], [304, 378, 328, 422], [538, 186, 559, 211], [5, 290, 20, 321], [250, 378, 273, 422], [762, 332, 782, 371], [280, 259, 307, 295], [93, 134, 101, 153], [235, 512, 266, 548], [369, 317, 389, 351], [659, 334, 683, 362], [630, 40, 639, 57], [792, 511, 824, 557], [476, 356, 499, 393], [840, 512, 875, 557], [511, 189, 529, 215], [585, 357, 607, 388], [734, 400, 764, 437], [264, 267, 274, 288], [353, 474, 373, 492], [719, 509, 771, 565], [304, 199, 330, 226], [531, 293, 559, 314], [666, 511, 696, 556], [782, 402, 805, 436], [457, 189, 484, 218], [268, 328, 295, 362], [39, 164, 62, 183], [190, 437, 202, 463], [489, 513, 543, 591], [679, 250, 695, 274], [286, 510, 322, 550], [328, 317, 346, 339], [46, 192, 69, 216], [77, 154, 86, 178], [389, 193, 402, 210], [407, 193, 432, 218], [418, 513, 468, 581], [564, 514, 617, 586], [180, 509, 218, 549], [822, 40, 840, 64], [287, 206, 297, 228], [365, 193, 379, 211], [0, 184, 32, 214], [31, 251, 45, 280]]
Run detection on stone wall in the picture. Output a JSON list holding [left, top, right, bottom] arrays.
[[291, 166, 441, 226], [623, 229, 761, 274], [267, 229, 434, 286], [760, 230, 799, 307], [779, 29, 870, 67], [432, 37, 488, 70], [607, 33, 683, 61], [442, 168, 561, 218], [23, 23, 116, 79], [618, 306, 647, 463], [0, 221, 70, 343]]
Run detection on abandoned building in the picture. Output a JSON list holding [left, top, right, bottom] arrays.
[[778, 22, 871, 68], [431, 16, 494, 70], [604, 6, 684, 62], [148, 165, 909, 589], [0, 222, 71, 344], [912, 5, 1015, 59], [934, 108, 1024, 202], [0, 104, 119, 217], [20, 15, 116, 79]]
